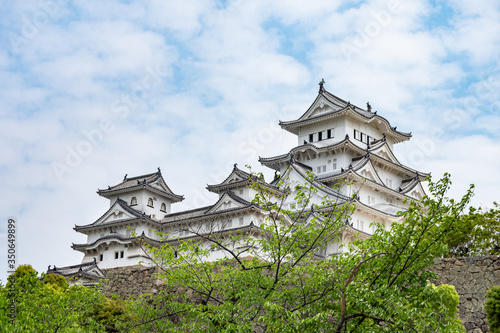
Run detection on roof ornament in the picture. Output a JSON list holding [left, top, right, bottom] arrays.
[[349, 163, 352, 169], [345, 134, 349, 140], [303, 140, 307, 145], [233, 163, 238, 169], [318, 78, 325, 93], [347, 101, 351, 107], [93, 257, 97, 264], [108, 186, 111, 189], [367, 102, 372, 112], [157, 167, 161, 172], [374, 111, 377, 115], [123, 174, 127, 180], [289, 153, 294, 164], [382, 133, 386, 141], [137, 180, 140, 184], [48, 265, 51, 271], [341, 167, 344, 172]]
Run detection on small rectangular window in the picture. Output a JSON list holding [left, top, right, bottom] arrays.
[[317, 166, 321, 174], [239, 189, 244, 195], [120, 251, 124, 258], [239, 217, 244, 226], [99, 254, 103, 261], [322, 165, 326, 172], [327, 129, 332, 138], [318, 132, 323, 141], [115, 252, 119, 259], [309, 134, 314, 142], [332, 158, 337, 169], [354, 130, 359, 140]]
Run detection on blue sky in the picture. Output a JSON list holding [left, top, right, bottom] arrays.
[[0, 0, 499, 283]]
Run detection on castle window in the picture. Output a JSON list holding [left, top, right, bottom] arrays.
[[327, 129, 332, 139], [99, 254, 103, 261], [239, 217, 244, 225], [120, 251, 124, 258], [318, 131, 323, 141], [130, 197, 137, 206], [160, 203, 166, 212], [309, 134, 314, 142], [147, 198, 154, 207]]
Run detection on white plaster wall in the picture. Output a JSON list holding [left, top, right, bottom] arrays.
[[297, 118, 346, 145]]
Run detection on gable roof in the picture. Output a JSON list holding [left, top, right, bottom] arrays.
[[97, 169, 184, 203], [279, 89, 411, 143], [205, 190, 253, 214], [206, 164, 283, 195], [260, 137, 430, 180], [74, 198, 158, 233], [47, 260, 106, 282]]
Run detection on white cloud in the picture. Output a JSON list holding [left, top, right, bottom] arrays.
[[1, 0, 499, 283]]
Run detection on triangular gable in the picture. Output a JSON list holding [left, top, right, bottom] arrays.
[[93, 199, 141, 225], [401, 180, 426, 200], [149, 177, 170, 193], [286, 163, 350, 203], [205, 191, 249, 214], [353, 159, 384, 185], [370, 142, 401, 165], [299, 94, 344, 121]]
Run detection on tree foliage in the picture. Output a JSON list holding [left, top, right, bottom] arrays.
[[122, 172, 470, 332], [0, 265, 125, 332], [445, 202, 500, 257], [485, 286, 500, 333]]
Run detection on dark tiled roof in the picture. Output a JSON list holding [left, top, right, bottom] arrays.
[[72, 233, 161, 250], [278, 89, 411, 139], [47, 260, 106, 281], [97, 169, 184, 202], [74, 198, 154, 231], [260, 137, 430, 179]]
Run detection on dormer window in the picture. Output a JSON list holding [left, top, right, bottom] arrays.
[[130, 197, 137, 206], [147, 198, 154, 207], [160, 203, 166, 212]]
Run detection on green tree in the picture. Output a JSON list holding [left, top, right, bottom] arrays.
[[485, 286, 500, 333], [0, 265, 109, 332], [123, 172, 469, 332], [445, 202, 500, 257]]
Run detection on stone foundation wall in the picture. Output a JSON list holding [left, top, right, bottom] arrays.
[[101, 265, 165, 299], [100, 257, 500, 332], [430, 256, 500, 333]]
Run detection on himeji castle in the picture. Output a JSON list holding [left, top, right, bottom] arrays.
[[49, 81, 429, 284]]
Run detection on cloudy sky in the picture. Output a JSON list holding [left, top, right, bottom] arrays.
[[0, 0, 499, 283]]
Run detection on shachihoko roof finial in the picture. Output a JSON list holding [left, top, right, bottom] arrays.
[[318, 78, 325, 93], [367, 102, 372, 112]]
